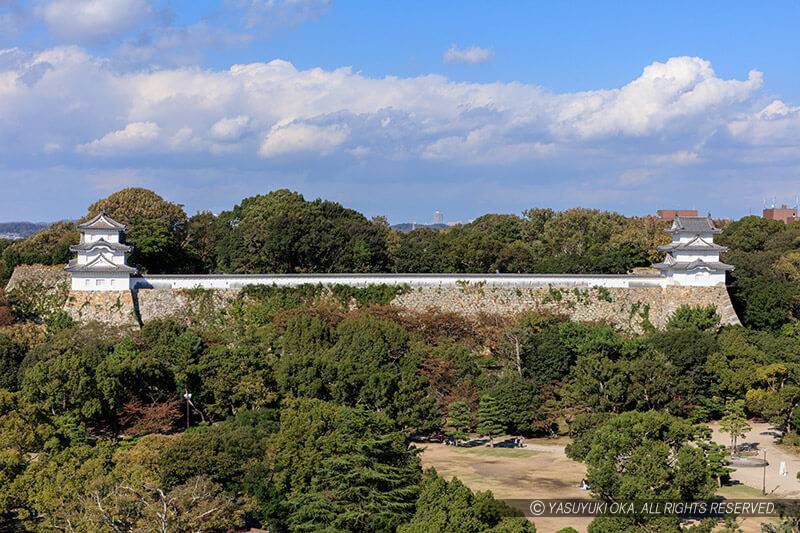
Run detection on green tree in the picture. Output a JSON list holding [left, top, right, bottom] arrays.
[[564, 353, 629, 413], [564, 412, 614, 462], [718, 216, 800, 330], [19, 327, 115, 434], [667, 305, 721, 332], [447, 401, 471, 443], [158, 409, 277, 491], [0, 334, 22, 391], [11, 442, 116, 531], [483, 371, 550, 436], [720, 399, 751, 455], [85, 188, 190, 273], [323, 314, 436, 430], [699, 439, 732, 488], [195, 344, 277, 419], [271, 398, 422, 533], [627, 352, 681, 412], [745, 363, 800, 433], [215, 189, 389, 274], [0, 222, 78, 280], [716, 216, 785, 253], [496, 313, 572, 385], [391, 228, 453, 273], [274, 313, 332, 400], [184, 210, 219, 273], [735, 276, 798, 331], [398, 470, 534, 533], [582, 411, 716, 531], [477, 395, 506, 446], [647, 328, 717, 404]]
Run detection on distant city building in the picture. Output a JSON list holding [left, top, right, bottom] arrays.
[[763, 205, 799, 224], [656, 209, 698, 221], [432, 210, 443, 225]]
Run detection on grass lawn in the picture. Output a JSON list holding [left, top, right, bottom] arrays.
[[716, 483, 769, 499]]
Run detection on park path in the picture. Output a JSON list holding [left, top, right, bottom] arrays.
[[709, 421, 800, 497]]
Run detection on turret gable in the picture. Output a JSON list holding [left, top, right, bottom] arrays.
[[665, 215, 722, 235], [70, 238, 132, 253], [657, 235, 727, 252], [65, 255, 137, 273], [78, 211, 126, 231]]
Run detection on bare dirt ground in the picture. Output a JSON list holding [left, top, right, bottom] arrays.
[[417, 437, 591, 533], [418, 429, 792, 533]]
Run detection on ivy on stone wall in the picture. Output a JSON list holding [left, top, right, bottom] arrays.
[[329, 284, 408, 308], [234, 283, 408, 325], [6, 278, 69, 323]]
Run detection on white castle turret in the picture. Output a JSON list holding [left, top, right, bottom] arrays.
[[652, 214, 733, 286], [65, 211, 137, 291]]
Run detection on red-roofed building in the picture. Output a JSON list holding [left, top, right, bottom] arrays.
[[656, 209, 699, 221]]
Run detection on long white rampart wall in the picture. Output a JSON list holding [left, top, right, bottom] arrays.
[[129, 273, 709, 290]]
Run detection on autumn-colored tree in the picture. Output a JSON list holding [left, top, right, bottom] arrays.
[[118, 398, 181, 437]]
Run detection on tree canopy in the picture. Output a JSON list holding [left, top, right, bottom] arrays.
[[85, 188, 190, 273]]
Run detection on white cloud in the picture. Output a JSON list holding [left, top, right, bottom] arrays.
[[727, 99, 800, 148], [38, 0, 154, 42], [210, 115, 251, 141], [77, 121, 162, 155], [1, 48, 799, 217], [553, 57, 763, 139], [259, 122, 349, 157], [443, 44, 494, 65], [0, 51, 782, 166]]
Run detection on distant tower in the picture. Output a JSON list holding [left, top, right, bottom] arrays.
[[432, 210, 443, 225], [65, 212, 137, 291], [652, 214, 732, 286]]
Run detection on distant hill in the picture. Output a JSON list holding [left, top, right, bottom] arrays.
[[391, 223, 449, 233], [0, 222, 48, 240]]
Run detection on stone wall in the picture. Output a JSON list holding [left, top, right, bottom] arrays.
[[64, 291, 139, 328], [4, 264, 70, 320], [129, 283, 739, 333], [4, 266, 743, 331], [136, 287, 240, 327], [5, 264, 69, 293], [393, 284, 739, 332]]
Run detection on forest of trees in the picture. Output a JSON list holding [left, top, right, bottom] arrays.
[[2, 188, 800, 531]]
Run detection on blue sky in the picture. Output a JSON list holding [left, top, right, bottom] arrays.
[[1, 1, 799, 223]]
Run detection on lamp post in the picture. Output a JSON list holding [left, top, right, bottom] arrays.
[[762, 449, 767, 495], [183, 391, 192, 429]]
